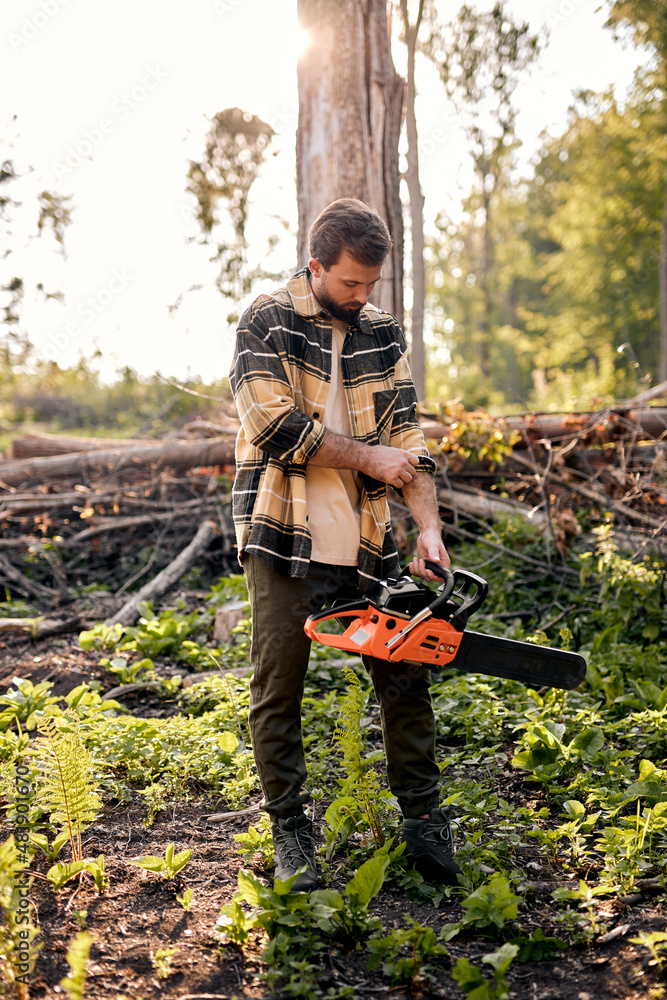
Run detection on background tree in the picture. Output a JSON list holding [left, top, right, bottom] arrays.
[[426, 79, 664, 410], [423, 1, 540, 381], [296, 0, 404, 321], [606, 0, 667, 381], [0, 128, 72, 377], [399, 0, 427, 399], [185, 107, 276, 325]]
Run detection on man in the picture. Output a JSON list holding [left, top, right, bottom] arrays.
[[230, 198, 459, 891]]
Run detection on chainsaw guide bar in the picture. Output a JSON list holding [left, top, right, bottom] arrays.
[[304, 563, 586, 691]]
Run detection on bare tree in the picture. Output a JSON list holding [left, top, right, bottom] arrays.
[[296, 0, 405, 322], [400, 0, 426, 398]]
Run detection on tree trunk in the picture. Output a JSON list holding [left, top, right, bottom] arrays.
[[660, 162, 667, 382], [401, 0, 426, 400], [296, 0, 404, 322]]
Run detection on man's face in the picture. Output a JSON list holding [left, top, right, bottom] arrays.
[[308, 250, 383, 324]]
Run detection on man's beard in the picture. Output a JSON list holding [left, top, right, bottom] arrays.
[[316, 286, 362, 325]]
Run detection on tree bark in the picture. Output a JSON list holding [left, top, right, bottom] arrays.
[[400, 0, 426, 400], [0, 439, 236, 488], [660, 162, 667, 382], [296, 0, 404, 322]]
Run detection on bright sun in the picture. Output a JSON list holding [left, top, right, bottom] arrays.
[[294, 24, 311, 59]]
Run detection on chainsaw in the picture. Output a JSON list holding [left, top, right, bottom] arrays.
[[304, 562, 586, 691]]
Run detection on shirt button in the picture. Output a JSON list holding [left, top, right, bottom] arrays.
[[313, 411, 320, 419]]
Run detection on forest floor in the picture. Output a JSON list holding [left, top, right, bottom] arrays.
[[1, 582, 666, 1000]]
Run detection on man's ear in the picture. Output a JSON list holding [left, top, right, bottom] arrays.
[[308, 257, 324, 278]]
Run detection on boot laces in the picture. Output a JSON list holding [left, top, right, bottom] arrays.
[[274, 821, 314, 867], [422, 816, 455, 854]]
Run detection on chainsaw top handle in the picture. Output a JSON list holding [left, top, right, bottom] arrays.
[[400, 563, 488, 628], [400, 561, 456, 618]]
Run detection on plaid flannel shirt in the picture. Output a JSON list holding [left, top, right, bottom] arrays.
[[229, 267, 435, 588]]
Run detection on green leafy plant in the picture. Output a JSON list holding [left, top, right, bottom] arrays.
[[151, 946, 179, 979], [0, 836, 41, 1000], [367, 917, 449, 987], [233, 814, 274, 864], [325, 667, 390, 855], [629, 930, 667, 969], [99, 655, 156, 685], [29, 711, 103, 862], [176, 888, 193, 911], [0, 677, 60, 732], [440, 876, 521, 941], [59, 930, 93, 1000], [452, 943, 519, 999], [129, 842, 192, 880]]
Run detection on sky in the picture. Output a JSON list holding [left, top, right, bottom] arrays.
[[1, 0, 648, 382]]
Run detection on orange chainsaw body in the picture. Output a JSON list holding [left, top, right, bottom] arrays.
[[303, 606, 465, 665]]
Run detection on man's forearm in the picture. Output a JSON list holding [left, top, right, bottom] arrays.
[[401, 472, 442, 534], [308, 429, 419, 489], [307, 429, 368, 471]]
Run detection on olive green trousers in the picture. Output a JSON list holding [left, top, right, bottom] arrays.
[[243, 554, 441, 819]]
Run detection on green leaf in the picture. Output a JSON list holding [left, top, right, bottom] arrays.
[[346, 850, 389, 907], [569, 726, 604, 760]]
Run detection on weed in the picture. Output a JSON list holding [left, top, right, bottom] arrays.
[[129, 842, 192, 880], [59, 930, 93, 1000]]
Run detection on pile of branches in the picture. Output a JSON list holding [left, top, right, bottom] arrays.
[[421, 385, 667, 565], [0, 422, 239, 631], [0, 387, 665, 635]]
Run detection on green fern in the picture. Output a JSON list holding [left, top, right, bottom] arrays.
[[0, 836, 40, 1000], [59, 930, 93, 1000], [332, 667, 385, 846], [30, 711, 103, 862]]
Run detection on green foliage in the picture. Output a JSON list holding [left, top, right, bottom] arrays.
[[0, 836, 41, 996], [59, 931, 93, 1000], [0, 677, 60, 732], [425, 73, 665, 407], [46, 857, 107, 894], [234, 814, 274, 864], [431, 403, 520, 470], [452, 943, 519, 1000], [186, 107, 280, 325], [176, 888, 194, 911], [459, 876, 520, 931], [128, 842, 192, 880], [326, 667, 391, 854], [367, 917, 448, 986], [151, 946, 179, 979], [29, 712, 103, 861], [629, 930, 667, 969]]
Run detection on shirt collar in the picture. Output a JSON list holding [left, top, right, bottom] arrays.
[[286, 267, 374, 335]]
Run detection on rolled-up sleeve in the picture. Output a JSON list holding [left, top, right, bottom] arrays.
[[231, 309, 326, 465], [388, 347, 435, 474]]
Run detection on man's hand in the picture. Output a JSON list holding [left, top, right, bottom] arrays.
[[408, 528, 450, 582], [308, 432, 419, 489], [360, 445, 419, 488]]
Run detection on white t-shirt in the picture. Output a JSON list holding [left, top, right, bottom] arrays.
[[305, 318, 361, 565]]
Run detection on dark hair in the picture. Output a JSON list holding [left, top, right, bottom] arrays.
[[308, 198, 393, 269]]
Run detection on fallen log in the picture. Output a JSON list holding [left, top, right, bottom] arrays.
[[439, 487, 547, 528], [104, 520, 219, 627], [11, 433, 156, 459], [420, 407, 667, 448], [0, 615, 82, 638], [0, 439, 236, 488]]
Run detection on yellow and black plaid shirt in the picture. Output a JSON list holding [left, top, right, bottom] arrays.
[[229, 267, 435, 588]]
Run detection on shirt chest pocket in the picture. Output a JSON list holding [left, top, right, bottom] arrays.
[[373, 388, 398, 445]]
